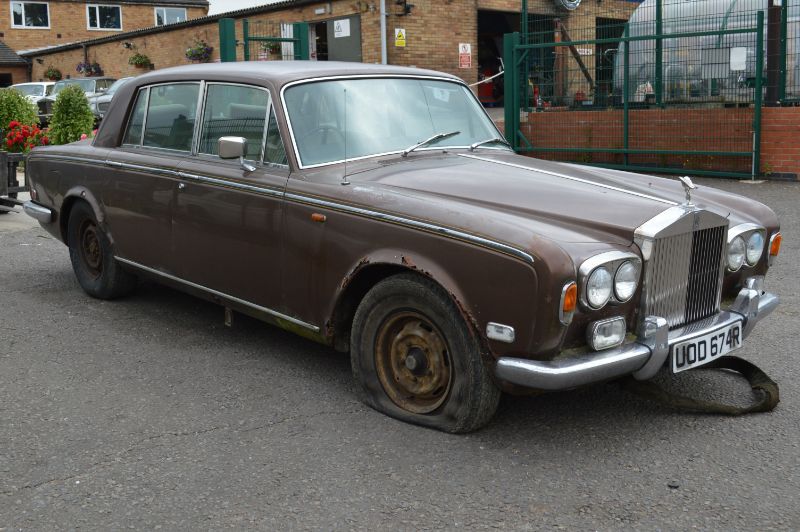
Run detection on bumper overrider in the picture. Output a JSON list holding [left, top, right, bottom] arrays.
[[495, 277, 779, 391]]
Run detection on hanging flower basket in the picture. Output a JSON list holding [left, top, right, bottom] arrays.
[[185, 40, 213, 63], [76, 62, 102, 77], [44, 66, 62, 81], [128, 52, 152, 69]]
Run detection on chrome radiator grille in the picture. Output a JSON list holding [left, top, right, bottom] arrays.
[[644, 225, 726, 329]]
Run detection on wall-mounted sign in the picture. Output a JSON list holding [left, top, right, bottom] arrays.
[[334, 19, 350, 38], [395, 28, 406, 47], [459, 43, 472, 69], [576, 48, 593, 56]]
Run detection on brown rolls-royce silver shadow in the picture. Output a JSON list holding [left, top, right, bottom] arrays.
[[23, 62, 782, 432]]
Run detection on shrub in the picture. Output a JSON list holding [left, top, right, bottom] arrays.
[[4, 121, 49, 153], [0, 88, 38, 133], [48, 85, 95, 145]]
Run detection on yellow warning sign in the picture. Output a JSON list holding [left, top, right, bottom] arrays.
[[395, 28, 406, 47]]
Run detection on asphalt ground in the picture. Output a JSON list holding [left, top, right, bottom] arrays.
[[1, 177, 798, 530]]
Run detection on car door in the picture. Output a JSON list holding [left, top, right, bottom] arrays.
[[172, 83, 289, 311], [103, 82, 201, 273]]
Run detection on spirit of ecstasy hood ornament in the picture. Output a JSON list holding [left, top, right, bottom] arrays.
[[678, 175, 697, 206]]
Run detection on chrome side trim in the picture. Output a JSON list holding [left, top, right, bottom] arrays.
[[31, 155, 534, 265], [114, 257, 320, 333], [458, 154, 678, 206], [23, 201, 53, 223], [27, 154, 107, 165], [106, 159, 182, 178], [496, 282, 778, 391], [283, 191, 535, 264]]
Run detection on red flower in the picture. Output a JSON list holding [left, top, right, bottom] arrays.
[[6, 139, 12, 148], [41, 137, 49, 145], [8, 120, 19, 129]]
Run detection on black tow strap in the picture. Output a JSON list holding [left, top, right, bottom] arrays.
[[620, 356, 780, 415]]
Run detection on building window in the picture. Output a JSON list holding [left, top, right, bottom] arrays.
[[11, 2, 50, 29], [87, 4, 122, 30], [154, 7, 186, 26]]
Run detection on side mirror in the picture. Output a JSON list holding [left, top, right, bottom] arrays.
[[218, 136, 255, 172]]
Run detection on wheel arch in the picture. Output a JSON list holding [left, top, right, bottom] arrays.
[[327, 250, 484, 354], [59, 187, 105, 244]]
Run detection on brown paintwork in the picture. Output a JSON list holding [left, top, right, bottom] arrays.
[[25, 62, 780, 383]]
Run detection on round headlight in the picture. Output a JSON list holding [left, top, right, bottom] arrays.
[[746, 232, 764, 266], [727, 236, 746, 271], [586, 267, 613, 309], [614, 261, 639, 302]]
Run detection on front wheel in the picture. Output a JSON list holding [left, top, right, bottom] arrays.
[[67, 201, 137, 299], [351, 273, 500, 433]]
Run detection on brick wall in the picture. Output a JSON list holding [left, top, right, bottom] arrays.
[[760, 107, 800, 179], [1, 2, 207, 53], [0, 64, 28, 85], [504, 106, 799, 179]]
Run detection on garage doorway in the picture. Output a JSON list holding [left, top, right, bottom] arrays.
[[309, 15, 362, 62]]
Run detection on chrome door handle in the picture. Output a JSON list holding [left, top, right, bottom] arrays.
[[177, 182, 186, 190]]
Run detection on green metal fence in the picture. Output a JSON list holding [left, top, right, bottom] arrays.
[[218, 18, 310, 63], [505, 0, 797, 178]]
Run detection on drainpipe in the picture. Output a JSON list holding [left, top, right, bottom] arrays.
[[380, 0, 387, 64]]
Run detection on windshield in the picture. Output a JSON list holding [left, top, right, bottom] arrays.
[[13, 84, 44, 97], [53, 79, 95, 95], [107, 78, 131, 95], [284, 77, 502, 167]]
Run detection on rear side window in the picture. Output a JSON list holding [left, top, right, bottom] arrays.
[[143, 83, 200, 151], [198, 84, 268, 161]]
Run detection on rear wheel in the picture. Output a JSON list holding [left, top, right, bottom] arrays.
[[351, 273, 500, 433], [67, 201, 137, 299]]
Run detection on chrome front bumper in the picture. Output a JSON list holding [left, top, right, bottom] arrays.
[[495, 280, 779, 391], [23, 201, 53, 223]]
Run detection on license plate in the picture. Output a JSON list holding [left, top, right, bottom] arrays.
[[671, 321, 743, 373]]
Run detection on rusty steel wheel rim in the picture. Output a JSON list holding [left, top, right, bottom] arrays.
[[374, 311, 453, 414], [79, 220, 103, 279]]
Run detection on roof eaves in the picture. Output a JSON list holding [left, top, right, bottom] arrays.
[[19, 0, 310, 58]]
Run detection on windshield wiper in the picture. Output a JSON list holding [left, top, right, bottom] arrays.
[[401, 131, 460, 157], [469, 137, 512, 151]]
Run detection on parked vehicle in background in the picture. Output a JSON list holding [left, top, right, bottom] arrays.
[[91, 77, 134, 121], [37, 77, 116, 124], [10, 82, 55, 106], [22, 62, 782, 433]]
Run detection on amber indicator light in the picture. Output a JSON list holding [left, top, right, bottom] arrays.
[[311, 213, 327, 223], [562, 283, 578, 313], [770, 233, 782, 257]]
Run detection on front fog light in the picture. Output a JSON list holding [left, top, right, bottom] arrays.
[[587, 317, 626, 351]]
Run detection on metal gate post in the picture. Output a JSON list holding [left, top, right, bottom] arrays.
[[753, 11, 765, 179], [219, 18, 237, 62], [623, 24, 630, 167], [655, 0, 663, 106], [292, 22, 310, 60], [242, 19, 250, 61], [780, 2, 788, 102], [503, 32, 520, 150]]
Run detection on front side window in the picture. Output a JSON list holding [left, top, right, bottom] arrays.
[[87, 4, 121, 30], [123, 88, 148, 146], [284, 78, 500, 167], [264, 106, 287, 166], [155, 6, 186, 26], [11, 2, 49, 28], [199, 84, 268, 160]]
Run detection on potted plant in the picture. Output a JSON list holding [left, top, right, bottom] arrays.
[[44, 66, 62, 81], [76, 61, 102, 76], [185, 40, 213, 63], [128, 52, 152, 69]]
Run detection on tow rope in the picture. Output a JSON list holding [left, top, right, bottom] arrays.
[[620, 356, 779, 415]]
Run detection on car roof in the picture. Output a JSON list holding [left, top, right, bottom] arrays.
[[129, 61, 462, 89], [13, 81, 54, 86]]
